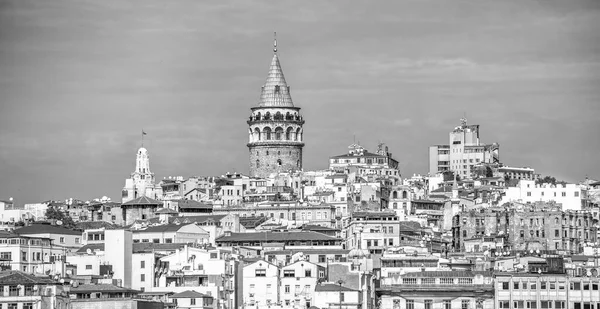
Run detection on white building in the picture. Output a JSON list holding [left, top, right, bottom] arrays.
[[279, 260, 323, 308], [122, 147, 162, 203], [429, 118, 500, 178], [243, 260, 279, 307], [501, 180, 585, 210], [313, 284, 361, 309], [131, 223, 210, 245]]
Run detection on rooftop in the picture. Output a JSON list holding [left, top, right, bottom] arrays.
[[70, 284, 139, 294], [216, 231, 340, 243], [0, 271, 57, 285], [315, 284, 358, 292], [171, 290, 213, 299], [122, 196, 162, 206], [14, 224, 82, 236]]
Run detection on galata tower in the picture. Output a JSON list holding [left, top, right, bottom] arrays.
[[247, 34, 305, 178]]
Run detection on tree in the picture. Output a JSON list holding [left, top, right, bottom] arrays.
[[485, 166, 494, 178], [45, 207, 76, 229]]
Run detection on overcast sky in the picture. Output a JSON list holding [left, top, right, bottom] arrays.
[[1, 0, 599, 204]]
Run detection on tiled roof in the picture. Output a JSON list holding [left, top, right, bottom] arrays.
[[122, 196, 162, 206], [14, 224, 82, 236], [216, 231, 339, 243], [302, 224, 338, 232], [76, 243, 186, 254], [70, 284, 139, 293], [177, 200, 213, 209], [171, 214, 226, 224], [265, 249, 350, 255], [0, 271, 56, 285], [154, 208, 178, 214], [239, 216, 269, 229], [75, 221, 118, 230], [315, 284, 357, 292], [258, 53, 294, 107], [171, 290, 213, 299]]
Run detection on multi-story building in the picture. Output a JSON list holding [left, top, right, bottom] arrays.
[[247, 37, 305, 178], [279, 260, 323, 308], [345, 211, 404, 254], [243, 260, 279, 307], [0, 231, 68, 274], [130, 223, 210, 245], [329, 143, 400, 173], [0, 270, 68, 309], [14, 224, 82, 249], [498, 166, 539, 181], [216, 231, 343, 251], [452, 204, 597, 253], [501, 179, 586, 211], [377, 271, 495, 309], [494, 272, 600, 309], [429, 118, 500, 178]]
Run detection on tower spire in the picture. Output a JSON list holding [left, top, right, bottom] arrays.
[[273, 31, 277, 53]]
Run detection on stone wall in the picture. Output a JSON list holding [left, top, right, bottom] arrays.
[[248, 144, 303, 178]]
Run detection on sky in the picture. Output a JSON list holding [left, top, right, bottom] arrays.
[[0, 0, 599, 205]]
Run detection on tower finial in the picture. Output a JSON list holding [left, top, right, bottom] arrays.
[[273, 31, 277, 53]]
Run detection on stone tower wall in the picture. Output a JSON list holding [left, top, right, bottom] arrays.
[[249, 144, 303, 178]]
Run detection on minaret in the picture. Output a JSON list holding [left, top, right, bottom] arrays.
[[247, 33, 305, 178]]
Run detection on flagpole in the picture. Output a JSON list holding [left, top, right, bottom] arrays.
[[142, 129, 144, 147]]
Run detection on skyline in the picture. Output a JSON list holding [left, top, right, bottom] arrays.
[[1, 0, 599, 204]]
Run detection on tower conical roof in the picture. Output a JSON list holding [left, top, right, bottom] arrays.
[[258, 53, 294, 107]]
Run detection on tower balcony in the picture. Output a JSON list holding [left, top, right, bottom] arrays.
[[247, 118, 305, 126], [247, 140, 305, 147]]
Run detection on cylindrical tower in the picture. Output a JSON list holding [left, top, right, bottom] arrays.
[[247, 36, 305, 178]]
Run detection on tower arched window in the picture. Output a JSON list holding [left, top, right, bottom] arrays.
[[392, 191, 398, 199], [264, 112, 271, 120], [255, 112, 261, 121], [295, 128, 301, 141], [275, 127, 283, 140], [256, 160, 260, 168], [263, 127, 272, 140], [277, 159, 282, 166], [274, 85, 280, 93], [286, 127, 293, 140], [286, 112, 292, 120], [402, 191, 408, 199], [275, 112, 282, 120], [254, 128, 261, 141]]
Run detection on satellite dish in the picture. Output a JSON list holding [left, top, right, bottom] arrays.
[[86, 248, 92, 255], [56, 220, 63, 226], [72, 281, 79, 288], [59, 279, 65, 284]]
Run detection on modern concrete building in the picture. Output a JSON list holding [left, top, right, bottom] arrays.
[[247, 36, 305, 178], [429, 118, 499, 178]]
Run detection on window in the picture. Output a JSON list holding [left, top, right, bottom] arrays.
[[425, 300, 433, 309], [540, 281, 547, 289], [8, 304, 17, 309], [60, 237, 65, 243], [514, 301, 524, 309], [527, 301, 537, 309], [23, 303, 33, 309], [500, 301, 510, 309], [190, 299, 196, 305], [340, 292, 345, 302], [9, 286, 19, 296], [555, 230, 560, 237], [540, 301, 551, 309], [283, 270, 295, 277], [555, 302, 565, 309], [571, 282, 581, 290], [75, 238, 80, 244], [520, 230, 524, 238], [305, 269, 312, 277], [502, 282, 509, 290], [514, 282, 519, 290], [255, 269, 266, 277], [140, 274, 145, 282], [549, 282, 556, 290], [444, 300, 452, 309], [285, 285, 290, 294], [165, 238, 173, 243], [85, 265, 92, 270], [407, 300, 414, 309], [462, 300, 470, 309]]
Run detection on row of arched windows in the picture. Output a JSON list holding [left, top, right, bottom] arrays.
[[253, 111, 301, 121], [392, 191, 408, 199], [252, 127, 302, 141]]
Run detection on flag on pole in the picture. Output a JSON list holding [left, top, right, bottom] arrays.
[[142, 130, 147, 135]]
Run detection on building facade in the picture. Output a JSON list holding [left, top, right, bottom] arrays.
[[247, 38, 305, 178], [429, 118, 499, 178]]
